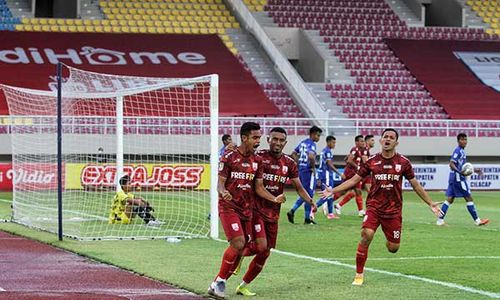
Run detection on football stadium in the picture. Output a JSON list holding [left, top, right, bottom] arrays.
[[0, 0, 499, 298]]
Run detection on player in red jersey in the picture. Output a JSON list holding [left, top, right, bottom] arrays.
[[322, 128, 443, 286], [233, 127, 317, 296], [208, 122, 284, 298], [334, 135, 368, 217]]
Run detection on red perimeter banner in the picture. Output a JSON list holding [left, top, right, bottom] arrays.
[[0, 31, 279, 116], [0, 163, 60, 191]]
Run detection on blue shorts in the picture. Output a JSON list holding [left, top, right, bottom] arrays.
[[299, 171, 315, 197], [320, 175, 334, 189], [446, 180, 471, 198]]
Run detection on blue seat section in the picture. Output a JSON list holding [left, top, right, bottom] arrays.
[[0, 2, 20, 31]]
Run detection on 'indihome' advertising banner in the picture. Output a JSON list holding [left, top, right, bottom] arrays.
[[0, 31, 279, 116], [0, 163, 499, 191]]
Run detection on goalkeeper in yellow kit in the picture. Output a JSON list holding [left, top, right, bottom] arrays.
[[109, 175, 163, 226]]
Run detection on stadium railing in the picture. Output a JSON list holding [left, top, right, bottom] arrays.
[[1, 116, 499, 137]]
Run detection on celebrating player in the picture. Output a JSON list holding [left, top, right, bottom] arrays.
[[208, 122, 273, 299], [436, 133, 489, 226], [108, 175, 163, 226], [234, 127, 317, 296], [334, 135, 368, 217], [312, 135, 344, 220], [322, 128, 443, 286], [286, 125, 322, 224]]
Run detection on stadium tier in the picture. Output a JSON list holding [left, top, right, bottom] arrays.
[[265, 0, 499, 122], [467, 0, 500, 36], [2, 0, 307, 121]]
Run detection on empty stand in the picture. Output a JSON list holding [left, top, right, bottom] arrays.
[[264, 0, 500, 130]]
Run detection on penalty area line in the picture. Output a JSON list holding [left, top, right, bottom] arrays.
[[271, 249, 500, 299]]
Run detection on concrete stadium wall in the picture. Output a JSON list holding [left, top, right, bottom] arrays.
[[426, 0, 464, 27]]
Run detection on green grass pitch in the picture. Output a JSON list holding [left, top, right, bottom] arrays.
[[0, 190, 498, 299]]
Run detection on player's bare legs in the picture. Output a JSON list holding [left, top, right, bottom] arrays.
[[353, 228, 375, 286], [386, 241, 400, 253]]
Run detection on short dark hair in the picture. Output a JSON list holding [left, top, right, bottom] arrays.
[[355, 135, 364, 142], [270, 127, 287, 136], [326, 135, 336, 142], [364, 134, 374, 141], [222, 134, 231, 142], [309, 126, 322, 135], [457, 133, 467, 141], [119, 175, 130, 187], [382, 128, 399, 140], [240, 122, 260, 137]]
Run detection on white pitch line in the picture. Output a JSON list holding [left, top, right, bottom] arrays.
[[0, 287, 5, 292], [271, 249, 500, 299], [324, 256, 500, 261], [214, 238, 500, 298]]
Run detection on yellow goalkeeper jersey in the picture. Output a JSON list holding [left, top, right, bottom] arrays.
[[109, 190, 134, 224], [110, 190, 134, 213]]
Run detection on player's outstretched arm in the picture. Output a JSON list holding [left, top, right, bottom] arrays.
[[408, 178, 443, 218], [291, 177, 317, 212], [255, 179, 286, 203], [217, 175, 232, 201], [320, 174, 362, 198]]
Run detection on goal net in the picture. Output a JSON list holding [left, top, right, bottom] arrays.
[[1, 65, 219, 240]]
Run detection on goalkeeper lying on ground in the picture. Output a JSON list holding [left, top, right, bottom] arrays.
[[108, 175, 163, 226]]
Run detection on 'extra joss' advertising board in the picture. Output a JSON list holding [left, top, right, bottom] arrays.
[[0, 163, 210, 191]]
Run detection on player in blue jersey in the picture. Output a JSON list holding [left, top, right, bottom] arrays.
[[311, 135, 344, 220], [219, 134, 234, 159], [286, 126, 322, 224], [436, 133, 489, 226]]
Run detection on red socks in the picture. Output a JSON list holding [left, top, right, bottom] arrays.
[[355, 195, 363, 211], [356, 243, 369, 274], [217, 246, 240, 280], [242, 251, 270, 284], [339, 191, 355, 206]]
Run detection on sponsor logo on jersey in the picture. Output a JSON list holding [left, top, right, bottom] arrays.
[[254, 224, 262, 233], [230, 172, 255, 180], [231, 223, 239, 231], [374, 174, 401, 181], [262, 173, 288, 183], [236, 183, 252, 190], [282, 166, 288, 173], [270, 165, 280, 170], [395, 164, 401, 172], [252, 162, 258, 171], [383, 165, 392, 169]]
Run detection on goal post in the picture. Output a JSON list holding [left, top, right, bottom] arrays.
[[1, 65, 220, 241]]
